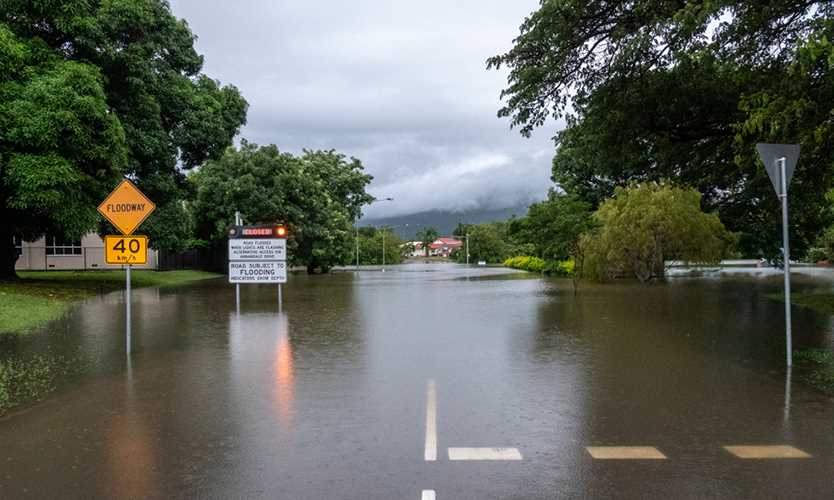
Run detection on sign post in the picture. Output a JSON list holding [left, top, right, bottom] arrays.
[[98, 179, 156, 356], [234, 212, 242, 312], [757, 143, 800, 368], [228, 223, 288, 311]]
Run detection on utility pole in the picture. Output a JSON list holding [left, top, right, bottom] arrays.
[[466, 233, 470, 265], [382, 227, 386, 272]]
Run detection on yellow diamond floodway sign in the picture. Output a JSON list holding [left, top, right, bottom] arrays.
[[98, 179, 155, 235]]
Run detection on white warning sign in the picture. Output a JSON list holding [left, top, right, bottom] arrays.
[[228, 261, 287, 283], [229, 238, 286, 261]]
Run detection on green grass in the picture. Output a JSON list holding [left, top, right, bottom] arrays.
[[794, 349, 834, 393], [765, 292, 834, 394], [0, 270, 220, 335], [766, 291, 834, 315]]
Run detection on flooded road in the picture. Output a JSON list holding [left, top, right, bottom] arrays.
[[2, 263, 834, 499]]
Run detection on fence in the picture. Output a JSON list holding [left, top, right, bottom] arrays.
[[158, 245, 227, 272]]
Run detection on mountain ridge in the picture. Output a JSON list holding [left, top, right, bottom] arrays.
[[359, 205, 529, 239]]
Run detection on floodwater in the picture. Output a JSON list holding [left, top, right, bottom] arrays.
[[2, 263, 834, 499]]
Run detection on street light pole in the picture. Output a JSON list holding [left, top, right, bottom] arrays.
[[466, 233, 469, 265], [355, 219, 359, 270], [356, 197, 393, 272]]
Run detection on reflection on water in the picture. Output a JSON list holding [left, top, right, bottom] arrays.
[[274, 314, 294, 425], [104, 411, 158, 498], [1, 266, 834, 499], [229, 311, 296, 426], [103, 355, 158, 499]]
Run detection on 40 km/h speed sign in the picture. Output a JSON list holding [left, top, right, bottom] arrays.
[[105, 235, 148, 265]]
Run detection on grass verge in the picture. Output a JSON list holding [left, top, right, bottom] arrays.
[[794, 349, 834, 393], [769, 291, 834, 315], [766, 291, 834, 393], [0, 270, 220, 335], [0, 270, 219, 415]]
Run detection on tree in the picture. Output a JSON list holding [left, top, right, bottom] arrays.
[[0, 24, 128, 278], [352, 228, 405, 266], [453, 221, 516, 264], [509, 190, 594, 261], [580, 182, 734, 282], [191, 142, 374, 273], [416, 228, 439, 257], [452, 222, 471, 239], [0, 0, 248, 278], [489, 1, 834, 258]]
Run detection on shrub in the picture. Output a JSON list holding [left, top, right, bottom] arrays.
[[504, 256, 574, 276], [544, 258, 575, 276], [815, 226, 834, 261], [807, 247, 828, 263], [580, 181, 733, 282]]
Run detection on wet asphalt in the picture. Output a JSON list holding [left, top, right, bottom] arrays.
[[1, 263, 834, 499]]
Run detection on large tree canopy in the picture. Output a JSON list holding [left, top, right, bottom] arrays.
[[191, 142, 375, 274], [0, 0, 247, 277], [0, 23, 128, 275], [489, 1, 834, 257]]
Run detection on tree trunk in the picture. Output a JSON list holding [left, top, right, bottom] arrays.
[[0, 225, 19, 281]]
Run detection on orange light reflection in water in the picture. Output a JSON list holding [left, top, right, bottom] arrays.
[[274, 316, 295, 425], [104, 412, 158, 498]]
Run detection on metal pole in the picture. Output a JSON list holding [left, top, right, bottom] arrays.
[[126, 264, 131, 356], [355, 221, 360, 270], [784, 366, 792, 422], [382, 228, 386, 272], [234, 211, 241, 316], [779, 157, 792, 368], [466, 233, 469, 265], [278, 283, 283, 312]]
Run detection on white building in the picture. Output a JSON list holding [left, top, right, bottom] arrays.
[[14, 232, 159, 271]]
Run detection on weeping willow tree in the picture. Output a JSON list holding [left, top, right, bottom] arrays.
[[580, 182, 735, 282]]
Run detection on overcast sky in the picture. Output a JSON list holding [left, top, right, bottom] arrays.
[[169, 0, 560, 219]]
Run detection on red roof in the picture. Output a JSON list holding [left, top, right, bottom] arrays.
[[429, 237, 463, 249]]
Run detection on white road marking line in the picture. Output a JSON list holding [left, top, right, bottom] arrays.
[[724, 445, 812, 459], [421, 490, 436, 500], [425, 379, 437, 461], [586, 446, 667, 460], [447, 447, 523, 461]]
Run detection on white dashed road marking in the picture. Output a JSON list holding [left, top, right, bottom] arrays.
[[421, 490, 436, 500], [448, 447, 523, 461], [723, 445, 811, 459], [586, 446, 667, 460], [425, 379, 437, 462]]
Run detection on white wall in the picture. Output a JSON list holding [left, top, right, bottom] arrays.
[[15, 233, 158, 271]]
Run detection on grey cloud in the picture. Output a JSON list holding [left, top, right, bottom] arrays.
[[170, 0, 559, 219]]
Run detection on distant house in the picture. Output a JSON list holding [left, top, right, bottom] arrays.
[[407, 241, 425, 257], [428, 237, 463, 257], [14, 232, 159, 271]]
